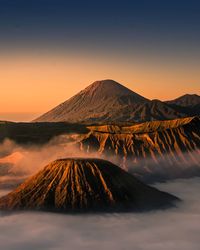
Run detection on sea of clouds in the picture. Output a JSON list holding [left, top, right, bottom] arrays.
[[0, 178, 200, 250], [0, 137, 200, 249]]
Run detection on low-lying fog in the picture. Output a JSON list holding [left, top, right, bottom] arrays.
[[0, 178, 200, 250], [0, 138, 200, 185]]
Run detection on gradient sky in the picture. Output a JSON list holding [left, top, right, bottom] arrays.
[[0, 0, 200, 121]]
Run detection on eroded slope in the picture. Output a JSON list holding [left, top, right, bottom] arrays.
[[0, 158, 178, 212], [77, 117, 200, 181]]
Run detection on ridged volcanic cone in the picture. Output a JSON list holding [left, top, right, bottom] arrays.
[[0, 158, 179, 212]]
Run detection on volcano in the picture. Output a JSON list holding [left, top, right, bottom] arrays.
[[0, 158, 178, 212], [34, 79, 199, 123], [34, 79, 149, 123]]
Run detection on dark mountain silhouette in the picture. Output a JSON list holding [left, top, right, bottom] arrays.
[[34, 79, 199, 123], [166, 94, 200, 107], [132, 99, 183, 121], [0, 158, 179, 212], [166, 94, 200, 117]]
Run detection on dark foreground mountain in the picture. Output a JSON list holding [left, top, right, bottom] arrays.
[[34, 79, 199, 123], [0, 121, 88, 145], [0, 158, 179, 212]]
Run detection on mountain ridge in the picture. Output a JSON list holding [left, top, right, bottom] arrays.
[[166, 93, 200, 107], [0, 116, 199, 184], [73, 116, 200, 182]]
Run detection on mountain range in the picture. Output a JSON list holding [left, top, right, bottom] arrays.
[[34, 79, 200, 123], [0, 116, 199, 183], [75, 116, 200, 182]]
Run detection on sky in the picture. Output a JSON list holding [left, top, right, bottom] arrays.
[[0, 0, 200, 121]]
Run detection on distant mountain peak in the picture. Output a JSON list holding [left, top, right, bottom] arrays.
[[34, 79, 149, 123], [33, 79, 200, 123], [182, 93, 199, 97], [166, 93, 200, 107], [80, 79, 144, 99], [87, 79, 123, 88], [84, 79, 131, 91]]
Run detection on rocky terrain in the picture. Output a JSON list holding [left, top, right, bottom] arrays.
[[0, 116, 199, 183], [74, 116, 200, 182], [0, 158, 179, 212]]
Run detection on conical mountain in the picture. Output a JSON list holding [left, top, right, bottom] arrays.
[[0, 158, 179, 212], [34, 79, 198, 123], [34, 79, 150, 123], [79, 79, 147, 101]]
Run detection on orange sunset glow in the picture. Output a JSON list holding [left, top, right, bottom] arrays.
[[0, 51, 199, 121]]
